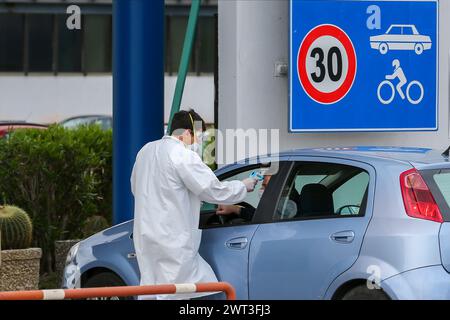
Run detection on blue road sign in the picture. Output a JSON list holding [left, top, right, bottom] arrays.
[[290, 0, 439, 132]]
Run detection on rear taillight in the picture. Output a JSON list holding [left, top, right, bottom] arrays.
[[400, 168, 443, 223]]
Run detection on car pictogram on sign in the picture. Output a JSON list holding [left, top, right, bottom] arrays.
[[369, 24, 432, 55]]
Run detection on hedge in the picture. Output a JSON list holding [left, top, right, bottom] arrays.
[[0, 125, 112, 273]]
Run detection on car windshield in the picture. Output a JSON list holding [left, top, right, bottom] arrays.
[[61, 117, 112, 130], [61, 118, 93, 129], [386, 26, 402, 34]]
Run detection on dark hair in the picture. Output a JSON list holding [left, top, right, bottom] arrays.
[[169, 109, 206, 135]]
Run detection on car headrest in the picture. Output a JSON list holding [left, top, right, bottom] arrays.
[[299, 184, 334, 217]]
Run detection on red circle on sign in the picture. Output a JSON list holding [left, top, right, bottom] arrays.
[[297, 24, 357, 104]]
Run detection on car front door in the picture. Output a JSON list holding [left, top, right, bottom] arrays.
[[199, 161, 291, 299], [248, 157, 375, 299]]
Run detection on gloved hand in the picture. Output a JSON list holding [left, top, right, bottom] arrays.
[[242, 178, 258, 192]]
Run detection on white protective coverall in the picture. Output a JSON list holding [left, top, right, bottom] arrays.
[[131, 135, 247, 299]]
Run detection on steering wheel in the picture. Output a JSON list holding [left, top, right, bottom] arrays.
[[336, 205, 361, 215]]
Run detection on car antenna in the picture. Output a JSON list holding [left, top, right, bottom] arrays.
[[442, 146, 450, 157]]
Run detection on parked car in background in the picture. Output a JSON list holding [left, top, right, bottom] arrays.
[[370, 24, 432, 55], [0, 121, 47, 139], [60, 115, 112, 130], [63, 146, 450, 300]]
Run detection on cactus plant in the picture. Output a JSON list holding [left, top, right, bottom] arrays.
[[0, 205, 33, 250], [82, 215, 110, 238]]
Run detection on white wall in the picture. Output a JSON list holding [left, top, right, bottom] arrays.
[[0, 75, 113, 123], [0, 74, 215, 124], [219, 0, 450, 162], [164, 75, 215, 124]]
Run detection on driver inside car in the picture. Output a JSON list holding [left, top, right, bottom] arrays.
[[215, 174, 272, 221], [215, 174, 302, 221]]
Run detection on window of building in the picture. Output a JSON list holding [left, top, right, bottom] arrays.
[[165, 14, 216, 75], [0, 12, 112, 74], [0, 5, 216, 75], [28, 14, 53, 72], [196, 16, 215, 74], [166, 16, 191, 74], [84, 15, 112, 73], [58, 15, 82, 73], [0, 13, 24, 72]]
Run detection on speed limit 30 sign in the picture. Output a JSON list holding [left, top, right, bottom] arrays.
[[297, 24, 357, 105]]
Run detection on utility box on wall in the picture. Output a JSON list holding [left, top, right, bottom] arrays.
[[290, 0, 439, 132]]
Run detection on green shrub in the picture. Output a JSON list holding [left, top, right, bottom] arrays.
[[0, 205, 33, 250], [0, 125, 112, 272]]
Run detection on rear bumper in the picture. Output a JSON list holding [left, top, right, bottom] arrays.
[[382, 265, 450, 299]]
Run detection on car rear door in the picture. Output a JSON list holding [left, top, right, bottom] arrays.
[[248, 157, 376, 299]]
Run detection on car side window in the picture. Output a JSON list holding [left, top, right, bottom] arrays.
[[222, 169, 265, 209], [332, 171, 369, 215], [274, 162, 369, 221], [200, 164, 279, 227], [402, 26, 414, 35]]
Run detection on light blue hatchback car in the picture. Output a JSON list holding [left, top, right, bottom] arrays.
[[62, 146, 450, 300]]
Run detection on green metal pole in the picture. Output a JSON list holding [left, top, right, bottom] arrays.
[[168, 0, 201, 132]]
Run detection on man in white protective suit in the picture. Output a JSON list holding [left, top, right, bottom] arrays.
[[130, 109, 258, 300]]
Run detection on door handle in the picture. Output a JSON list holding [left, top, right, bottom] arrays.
[[226, 237, 248, 250], [330, 231, 355, 244], [127, 253, 137, 259]]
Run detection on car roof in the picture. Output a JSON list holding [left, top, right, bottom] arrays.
[[217, 146, 449, 174], [389, 24, 414, 28], [0, 122, 47, 128], [280, 146, 448, 165], [60, 115, 112, 122]]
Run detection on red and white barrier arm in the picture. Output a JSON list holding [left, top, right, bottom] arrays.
[[0, 282, 236, 300]]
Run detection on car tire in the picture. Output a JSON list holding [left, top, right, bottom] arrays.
[[341, 285, 390, 300], [82, 272, 133, 300], [379, 43, 388, 54], [414, 43, 424, 55]]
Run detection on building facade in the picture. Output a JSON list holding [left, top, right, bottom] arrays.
[[0, 0, 217, 124]]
